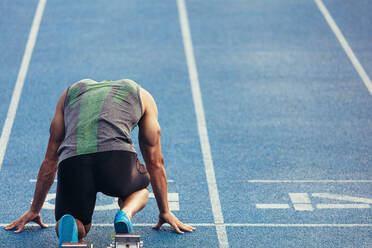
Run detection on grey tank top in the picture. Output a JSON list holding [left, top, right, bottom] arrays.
[[57, 78, 142, 164]]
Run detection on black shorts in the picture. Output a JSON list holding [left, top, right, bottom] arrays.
[[55, 151, 150, 225]]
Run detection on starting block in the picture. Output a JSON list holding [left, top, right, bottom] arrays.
[[107, 234, 143, 248], [60, 234, 143, 248]]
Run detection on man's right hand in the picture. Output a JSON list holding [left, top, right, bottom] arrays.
[[5, 210, 48, 233], [153, 212, 196, 234]]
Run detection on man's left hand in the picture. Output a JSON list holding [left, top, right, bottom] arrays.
[[5, 210, 48, 233]]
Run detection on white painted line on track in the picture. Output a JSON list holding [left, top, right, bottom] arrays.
[[315, 0, 372, 96], [289, 193, 311, 203], [0, 0, 47, 171], [223, 223, 372, 227], [248, 180, 372, 183], [289, 193, 314, 211], [2, 223, 372, 227], [29, 179, 175, 183], [293, 204, 314, 211], [256, 204, 290, 209], [168, 201, 180, 211], [29, 179, 57, 183], [312, 193, 372, 204], [316, 204, 370, 209], [176, 0, 228, 247], [149, 192, 179, 201]]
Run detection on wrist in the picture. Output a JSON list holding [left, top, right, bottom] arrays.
[[30, 203, 41, 214], [159, 209, 170, 214]]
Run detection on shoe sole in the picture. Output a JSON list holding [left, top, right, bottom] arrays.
[[59, 215, 78, 247], [114, 221, 131, 234]]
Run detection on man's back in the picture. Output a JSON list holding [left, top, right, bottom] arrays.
[[57, 78, 142, 163]]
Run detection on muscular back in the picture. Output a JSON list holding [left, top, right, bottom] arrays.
[[58, 79, 142, 163]]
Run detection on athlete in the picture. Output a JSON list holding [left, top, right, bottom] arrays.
[[5, 79, 195, 245]]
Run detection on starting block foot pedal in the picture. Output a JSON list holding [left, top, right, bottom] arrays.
[[108, 234, 143, 248], [61, 243, 91, 248]]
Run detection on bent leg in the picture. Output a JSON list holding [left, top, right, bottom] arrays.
[[118, 187, 149, 220], [96, 151, 151, 220], [55, 154, 98, 242]]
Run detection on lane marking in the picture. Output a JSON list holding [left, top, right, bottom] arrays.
[[289, 193, 314, 211], [315, 0, 372, 96], [29, 180, 181, 211], [149, 192, 179, 202], [168, 201, 180, 211], [1, 223, 372, 227], [312, 193, 372, 204], [256, 204, 290, 209], [292, 204, 314, 211], [0, 0, 47, 171], [257, 193, 372, 211], [29, 179, 57, 183], [248, 180, 372, 183], [177, 0, 228, 247], [223, 223, 372, 227], [29, 179, 175, 183], [150, 192, 180, 211], [289, 193, 311, 203], [38, 192, 181, 211], [36, 193, 119, 211], [317, 204, 370, 209]]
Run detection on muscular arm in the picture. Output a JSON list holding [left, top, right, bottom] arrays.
[[138, 88, 195, 234], [5, 90, 66, 233], [138, 89, 169, 214], [31, 90, 66, 213]]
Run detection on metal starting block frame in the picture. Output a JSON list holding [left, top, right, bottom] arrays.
[[60, 234, 142, 248], [107, 234, 143, 248]]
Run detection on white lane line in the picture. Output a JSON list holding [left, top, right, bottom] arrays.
[[293, 204, 314, 211], [312, 193, 372, 204], [256, 204, 290, 209], [289, 193, 314, 211], [224, 223, 372, 227], [317, 204, 370, 209], [29, 179, 175, 183], [29, 179, 57, 183], [315, 0, 372, 96], [168, 201, 180, 211], [149, 192, 179, 201], [1, 223, 372, 227], [247, 180, 372, 183], [176, 0, 228, 247], [223, 223, 372, 227], [289, 193, 311, 203], [0, 0, 47, 171]]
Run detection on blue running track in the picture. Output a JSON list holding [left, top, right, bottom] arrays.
[[0, 0, 371, 247]]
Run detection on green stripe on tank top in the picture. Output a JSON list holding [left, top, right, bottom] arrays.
[[67, 83, 81, 108], [112, 81, 137, 103], [76, 81, 112, 155]]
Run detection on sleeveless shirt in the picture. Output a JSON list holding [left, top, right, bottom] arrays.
[[57, 78, 142, 164]]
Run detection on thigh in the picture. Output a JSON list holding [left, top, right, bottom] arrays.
[[95, 151, 150, 198], [55, 155, 97, 226]]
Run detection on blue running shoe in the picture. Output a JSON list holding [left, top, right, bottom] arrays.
[[114, 210, 133, 234], [58, 214, 79, 248]]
